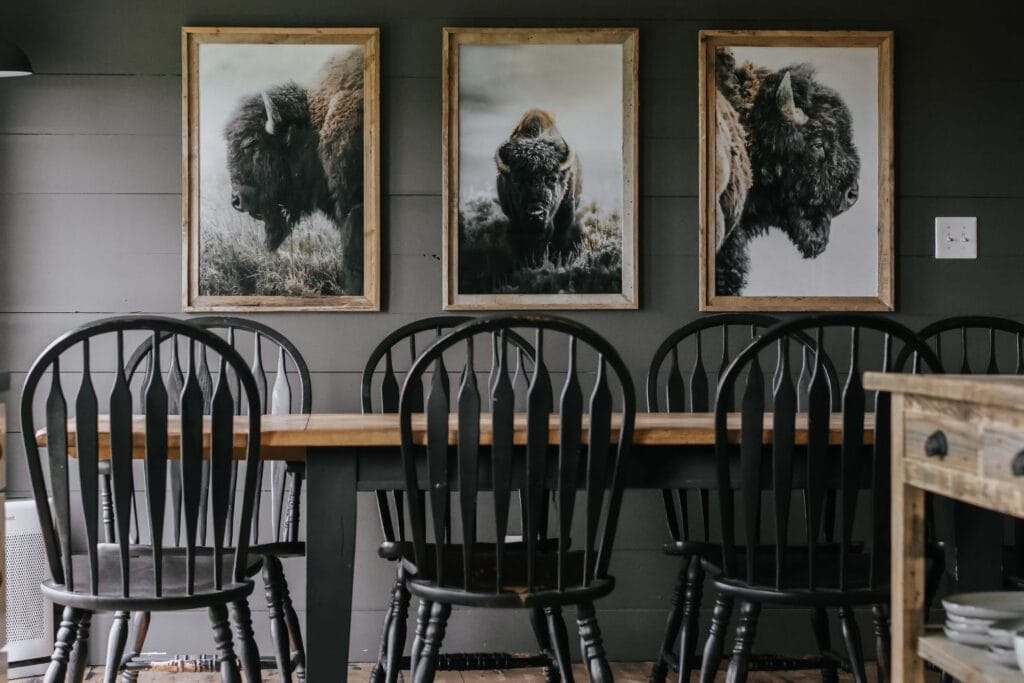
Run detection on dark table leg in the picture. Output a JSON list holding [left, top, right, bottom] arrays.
[[307, 446, 358, 682]]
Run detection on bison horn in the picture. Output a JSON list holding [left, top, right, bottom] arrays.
[[261, 91, 280, 135], [495, 147, 510, 174], [558, 150, 575, 173], [777, 72, 807, 125]]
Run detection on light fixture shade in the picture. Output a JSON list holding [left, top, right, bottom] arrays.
[[0, 40, 32, 77]]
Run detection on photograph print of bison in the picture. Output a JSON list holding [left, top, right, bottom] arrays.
[[182, 28, 380, 311], [699, 32, 894, 311], [444, 29, 639, 310]]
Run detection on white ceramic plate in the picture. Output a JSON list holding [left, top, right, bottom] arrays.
[[946, 618, 996, 635], [987, 645, 1019, 667], [943, 592, 1024, 620], [944, 626, 998, 648], [947, 612, 996, 627], [988, 619, 1024, 648]]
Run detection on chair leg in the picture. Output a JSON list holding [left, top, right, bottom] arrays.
[[649, 557, 689, 683], [104, 611, 130, 683], [68, 610, 91, 683], [576, 602, 612, 683], [811, 606, 837, 683], [279, 576, 306, 682], [409, 599, 432, 678], [384, 567, 412, 683], [531, 607, 560, 683], [546, 606, 574, 683], [872, 604, 890, 683], [412, 602, 451, 683], [840, 606, 868, 683], [120, 611, 151, 683], [210, 603, 242, 683], [698, 595, 733, 683], [725, 601, 760, 683], [678, 556, 705, 683], [263, 556, 293, 681], [230, 599, 262, 683], [44, 605, 82, 683]]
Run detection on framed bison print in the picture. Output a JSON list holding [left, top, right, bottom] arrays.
[[698, 30, 894, 311], [442, 28, 639, 310], [182, 27, 380, 311]]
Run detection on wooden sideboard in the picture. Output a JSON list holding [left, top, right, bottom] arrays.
[[864, 373, 1024, 682]]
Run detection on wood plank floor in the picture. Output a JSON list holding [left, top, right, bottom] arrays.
[[13, 662, 886, 681]]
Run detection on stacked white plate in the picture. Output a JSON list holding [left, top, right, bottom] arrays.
[[943, 592, 1024, 670]]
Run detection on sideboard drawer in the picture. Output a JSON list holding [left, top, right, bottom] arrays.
[[904, 407, 980, 473], [981, 426, 1024, 483]]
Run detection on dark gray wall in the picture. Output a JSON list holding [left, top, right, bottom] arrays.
[[0, 0, 1022, 666]]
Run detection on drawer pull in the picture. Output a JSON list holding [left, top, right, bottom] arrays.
[[1012, 451, 1024, 477], [925, 431, 948, 458]]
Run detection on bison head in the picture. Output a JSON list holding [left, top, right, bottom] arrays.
[[494, 110, 581, 257], [223, 84, 326, 251], [746, 66, 860, 258]]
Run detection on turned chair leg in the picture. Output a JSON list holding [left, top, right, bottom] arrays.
[[409, 599, 432, 678], [230, 599, 262, 682], [264, 556, 293, 681], [104, 611, 131, 683], [872, 604, 891, 683], [383, 567, 411, 683], [210, 603, 242, 683], [68, 610, 91, 683], [576, 602, 612, 683], [413, 602, 451, 683], [678, 556, 706, 682], [546, 606, 574, 683], [698, 595, 733, 683], [120, 611, 151, 683], [650, 556, 689, 683], [279, 580, 306, 681], [811, 606, 838, 683], [44, 605, 82, 683], [725, 601, 761, 683], [840, 606, 868, 683], [531, 607, 559, 683]]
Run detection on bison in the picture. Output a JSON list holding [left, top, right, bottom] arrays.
[[223, 50, 364, 294], [495, 109, 583, 262], [715, 58, 861, 296]]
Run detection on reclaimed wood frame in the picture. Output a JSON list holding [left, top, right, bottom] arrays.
[[442, 27, 640, 310], [698, 30, 894, 312], [182, 27, 381, 312]]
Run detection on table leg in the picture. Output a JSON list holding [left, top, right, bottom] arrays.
[[307, 446, 358, 682], [891, 394, 926, 683]]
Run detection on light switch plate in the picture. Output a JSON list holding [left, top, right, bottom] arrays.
[[935, 217, 977, 259]]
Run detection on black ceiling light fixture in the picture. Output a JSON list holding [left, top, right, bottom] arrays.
[[0, 39, 32, 77]]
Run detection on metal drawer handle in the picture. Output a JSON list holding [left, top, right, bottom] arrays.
[[1012, 451, 1024, 477], [925, 430, 948, 458]]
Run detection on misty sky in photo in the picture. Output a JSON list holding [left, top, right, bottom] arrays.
[[459, 43, 625, 213], [727, 46, 879, 297]]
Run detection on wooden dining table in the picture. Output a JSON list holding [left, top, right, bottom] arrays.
[[40, 411, 871, 682]]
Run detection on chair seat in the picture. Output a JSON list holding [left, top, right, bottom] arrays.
[[402, 545, 615, 609], [251, 540, 305, 559], [42, 544, 254, 612]]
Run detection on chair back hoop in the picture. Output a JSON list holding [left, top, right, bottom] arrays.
[[896, 315, 1024, 375], [397, 314, 636, 596], [712, 313, 942, 593], [20, 316, 262, 599]]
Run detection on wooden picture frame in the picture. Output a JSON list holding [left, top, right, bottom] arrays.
[[182, 27, 380, 312], [698, 30, 894, 311], [443, 28, 639, 310]]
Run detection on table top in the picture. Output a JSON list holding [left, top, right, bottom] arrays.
[[36, 411, 874, 459], [864, 372, 1024, 408]]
